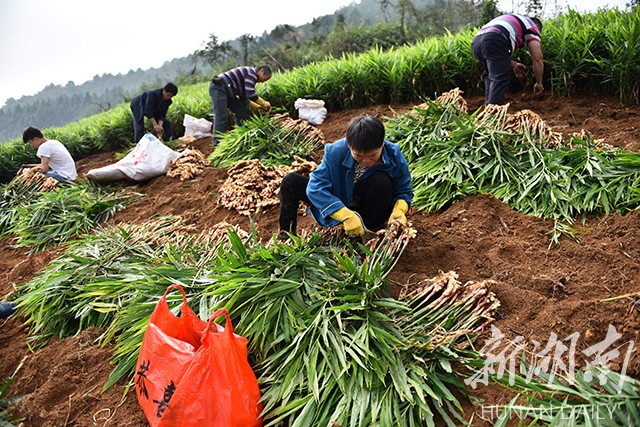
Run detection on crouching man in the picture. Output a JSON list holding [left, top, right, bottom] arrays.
[[279, 114, 413, 237], [23, 126, 77, 184]]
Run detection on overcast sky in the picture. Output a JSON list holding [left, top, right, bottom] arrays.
[[0, 0, 629, 108]]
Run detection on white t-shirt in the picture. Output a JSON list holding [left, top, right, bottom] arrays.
[[37, 140, 77, 180]]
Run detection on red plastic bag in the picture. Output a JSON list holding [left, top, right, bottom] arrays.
[[135, 284, 263, 427]]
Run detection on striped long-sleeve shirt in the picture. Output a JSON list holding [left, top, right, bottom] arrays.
[[478, 14, 541, 53], [221, 66, 261, 102]]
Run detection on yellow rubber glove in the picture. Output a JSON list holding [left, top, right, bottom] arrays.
[[256, 97, 271, 111], [388, 199, 409, 226], [330, 207, 364, 237]]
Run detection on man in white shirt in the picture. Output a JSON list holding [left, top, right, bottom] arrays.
[[22, 126, 77, 183]]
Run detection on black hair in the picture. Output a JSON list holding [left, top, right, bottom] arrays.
[[256, 65, 272, 76], [163, 82, 178, 95], [22, 126, 43, 143], [345, 114, 385, 153], [531, 17, 542, 32]]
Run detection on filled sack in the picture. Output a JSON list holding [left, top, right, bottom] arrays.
[[86, 134, 183, 182], [294, 98, 327, 125]]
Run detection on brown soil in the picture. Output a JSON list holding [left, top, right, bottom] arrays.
[[1, 90, 639, 426]]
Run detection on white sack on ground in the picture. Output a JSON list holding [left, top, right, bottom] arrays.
[[86, 134, 183, 182], [294, 99, 327, 125], [183, 114, 213, 138]]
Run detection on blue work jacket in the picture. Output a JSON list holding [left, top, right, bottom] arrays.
[[130, 88, 172, 121], [307, 138, 414, 228]]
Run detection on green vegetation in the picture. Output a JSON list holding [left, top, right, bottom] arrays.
[[263, 8, 640, 110], [208, 114, 322, 168], [2, 9, 638, 183], [493, 363, 640, 426], [15, 217, 499, 426], [0, 180, 137, 252], [385, 94, 640, 227], [0, 374, 21, 427]]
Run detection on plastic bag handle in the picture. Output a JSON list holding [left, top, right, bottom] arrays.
[[162, 284, 189, 308], [205, 308, 233, 336]]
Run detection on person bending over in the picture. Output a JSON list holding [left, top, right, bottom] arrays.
[[130, 82, 178, 143], [209, 65, 272, 146], [472, 14, 544, 105]]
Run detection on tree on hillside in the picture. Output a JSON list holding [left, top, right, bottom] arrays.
[[311, 18, 325, 43], [480, 0, 500, 24], [239, 34, 257, 64], [379, 0, 393, 21], [398, 0, 420, 36], [332, 14, 351, 52], [525, 0, 543, 17], [195, 33, 236, 66], [270, 25, 299, 46]]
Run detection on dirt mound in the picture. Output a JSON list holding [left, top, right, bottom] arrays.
[[1, 92, 639, 426]]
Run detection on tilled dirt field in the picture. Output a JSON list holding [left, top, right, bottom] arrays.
[[1, 90, 639, 426]]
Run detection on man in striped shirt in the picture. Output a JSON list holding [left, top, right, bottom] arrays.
[[472, 14, 544, 105], [209, 65, 272, 146]]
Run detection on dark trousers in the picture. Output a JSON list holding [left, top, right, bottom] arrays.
[[279, 170, 395, 234], [132, 113, 173, 143], [472, 32, 512, 105], [208, 81, 249, 145]]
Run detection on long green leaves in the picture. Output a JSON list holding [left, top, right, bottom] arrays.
[[194, 230, 497, 427], [0, 177, 47, 236], [8, 182, 136, 251], [491, 363, 640, 426], [15, 221, 501, 425], [208, 114, 322, 168], [386, 97, 640, 224], [15, 217, 220, 342], [0, 375, 20, 427]]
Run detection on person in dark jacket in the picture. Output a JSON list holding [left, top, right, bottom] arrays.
[[0, 301, 14, 319], [130, 83, 178, 143], [472, 14, 544, 105], [209, 65, 272, 146], [279, 114, 413, 238]]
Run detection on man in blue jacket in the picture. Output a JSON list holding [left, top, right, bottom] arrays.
[[279, 114, 413, 237], [130, 83, 178, 143]]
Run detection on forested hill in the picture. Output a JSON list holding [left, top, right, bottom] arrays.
[[1, 0, 472, 143], [0, 56, 211, 142]]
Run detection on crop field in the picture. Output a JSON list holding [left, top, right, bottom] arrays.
[[1, 9, 640, 426], [0, 90, 638, 426]]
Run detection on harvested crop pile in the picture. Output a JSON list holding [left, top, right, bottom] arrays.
[[477, 104, 564, 148], [209, 113, 324, 168], [436, 87, 469, 113], [272, 112, 325, 145], [15, 166, 58, 192], [402, 270, 500, 334], [218, 156, 318, 215], [166, 149, 210, 181]]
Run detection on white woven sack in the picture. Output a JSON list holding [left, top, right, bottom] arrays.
[[183, 114, 213, 138], [294, 98, 327, 125]]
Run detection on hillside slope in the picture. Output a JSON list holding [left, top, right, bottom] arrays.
[[1, 92, 639, 426]]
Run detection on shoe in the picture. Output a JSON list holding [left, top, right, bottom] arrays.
[[0, 302, 15, 319]]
